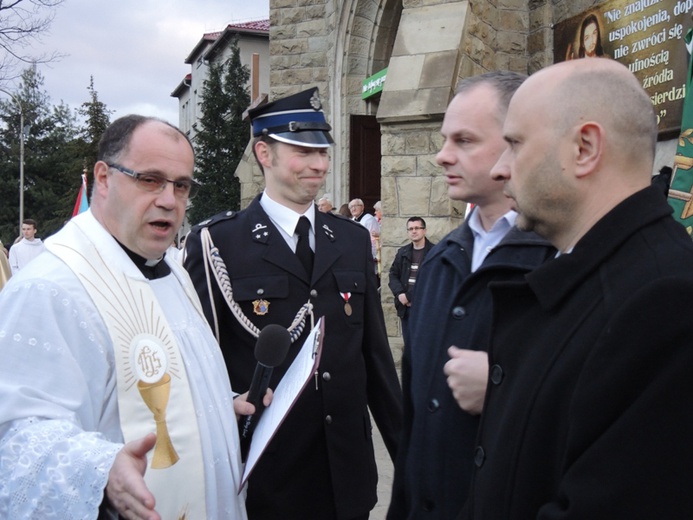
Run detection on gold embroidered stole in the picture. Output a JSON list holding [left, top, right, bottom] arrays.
[[46, 215, 207, 520]]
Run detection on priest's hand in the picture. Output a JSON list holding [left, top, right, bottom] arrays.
[[106, 433, 161, 520], [444, 347, 489, 415], [233, 388, 274, 418]]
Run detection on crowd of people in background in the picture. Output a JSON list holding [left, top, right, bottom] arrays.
[[317, 194, 383, 280]]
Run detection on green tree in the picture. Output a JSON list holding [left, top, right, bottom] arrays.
[[0, 66, 83, 242], [189, 37, 250, 225], [77, 76, 112, 173], [0, 66, 50, 242], [32, 101, 84, 234]]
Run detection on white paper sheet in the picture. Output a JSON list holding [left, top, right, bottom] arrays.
[[240, 317, 325, 489]]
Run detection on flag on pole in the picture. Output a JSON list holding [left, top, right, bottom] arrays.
[[669, 28, 693, 236], [72, 173, 89, 217]]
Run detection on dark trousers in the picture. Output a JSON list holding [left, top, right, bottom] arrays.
[[401, 315, 410, 349]]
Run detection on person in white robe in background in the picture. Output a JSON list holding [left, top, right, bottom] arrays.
[[0, 115, 260, 520], [8, 218, 46, 275]]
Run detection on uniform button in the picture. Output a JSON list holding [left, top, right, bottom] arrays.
[[322, 371, 331, 381], [310, 289, 318, 298], [325, 415, 333, 424], [452, 306, 466, 319], [427, 398, 440, 412], [422, 499, 435, 512], [474, 446, 485, 467], [490, 364, 504, 385], [256, 288, 264, 295]]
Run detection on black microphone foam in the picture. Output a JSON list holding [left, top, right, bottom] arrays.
[[255, 323, 291, 368]]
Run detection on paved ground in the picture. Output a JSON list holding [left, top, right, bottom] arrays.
[[372, 424, 394, 520]]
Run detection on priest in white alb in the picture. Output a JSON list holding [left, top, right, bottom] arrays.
[[0, 115, 258, 519]]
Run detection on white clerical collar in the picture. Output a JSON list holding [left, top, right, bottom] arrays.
[[260, 191, 316, 236]]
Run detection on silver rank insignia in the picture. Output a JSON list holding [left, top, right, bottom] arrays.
[[322, 224, 335, 241], [252, 223, 270, 242]]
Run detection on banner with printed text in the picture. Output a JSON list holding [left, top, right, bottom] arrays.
[[554, 0, 693, 136], [554, 0, 693, 233]]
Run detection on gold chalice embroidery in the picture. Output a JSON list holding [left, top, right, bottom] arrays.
[[129, 335, 180, 468]]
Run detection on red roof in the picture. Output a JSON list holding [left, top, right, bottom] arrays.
[[170, 73, 192, 98], [227, 19, 269, 32], [203, 31, 223, 41], [204, 19, 270, 61], [184, 20, 269, 64]]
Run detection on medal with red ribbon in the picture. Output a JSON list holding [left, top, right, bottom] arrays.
[[341, 292, 352, 316]]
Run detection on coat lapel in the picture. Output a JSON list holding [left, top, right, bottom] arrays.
[[245, 199, 343, 284], [246, 198, 308, 282], [313, 214, 341, 284]]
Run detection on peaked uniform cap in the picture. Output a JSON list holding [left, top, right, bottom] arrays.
[[249, 87, 334, 148]]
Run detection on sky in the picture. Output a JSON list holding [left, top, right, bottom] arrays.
[[27, 0, 270, 125]]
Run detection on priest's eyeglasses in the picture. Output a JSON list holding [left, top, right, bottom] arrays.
[[106, 163, 201, 199]]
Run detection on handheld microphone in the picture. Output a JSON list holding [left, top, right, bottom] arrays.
[[240, 324, 291, 458]]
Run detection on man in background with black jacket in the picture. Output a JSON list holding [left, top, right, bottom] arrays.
[[388, 216, 434, 348]]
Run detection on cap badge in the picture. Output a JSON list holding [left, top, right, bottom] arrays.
[[310, 90, 322, 110]]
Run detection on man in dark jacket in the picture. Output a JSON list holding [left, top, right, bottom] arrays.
[[465, 57, 693, 518], [184, 88, 402, 520], [387, 216, 435, 347], [387, 71, 555, 520]]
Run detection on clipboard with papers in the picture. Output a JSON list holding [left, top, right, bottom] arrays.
[[240, 316, 325, 490]]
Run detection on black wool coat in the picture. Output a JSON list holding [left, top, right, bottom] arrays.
[[388, 217, 554, 520], [184, 195, 402, 520], [465, 185, 693, 519]]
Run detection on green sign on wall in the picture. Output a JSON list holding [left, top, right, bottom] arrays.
[[362, 68, 387, 99]]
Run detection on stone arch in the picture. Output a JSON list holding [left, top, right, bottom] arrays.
[[327, 0, 402, 207]]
